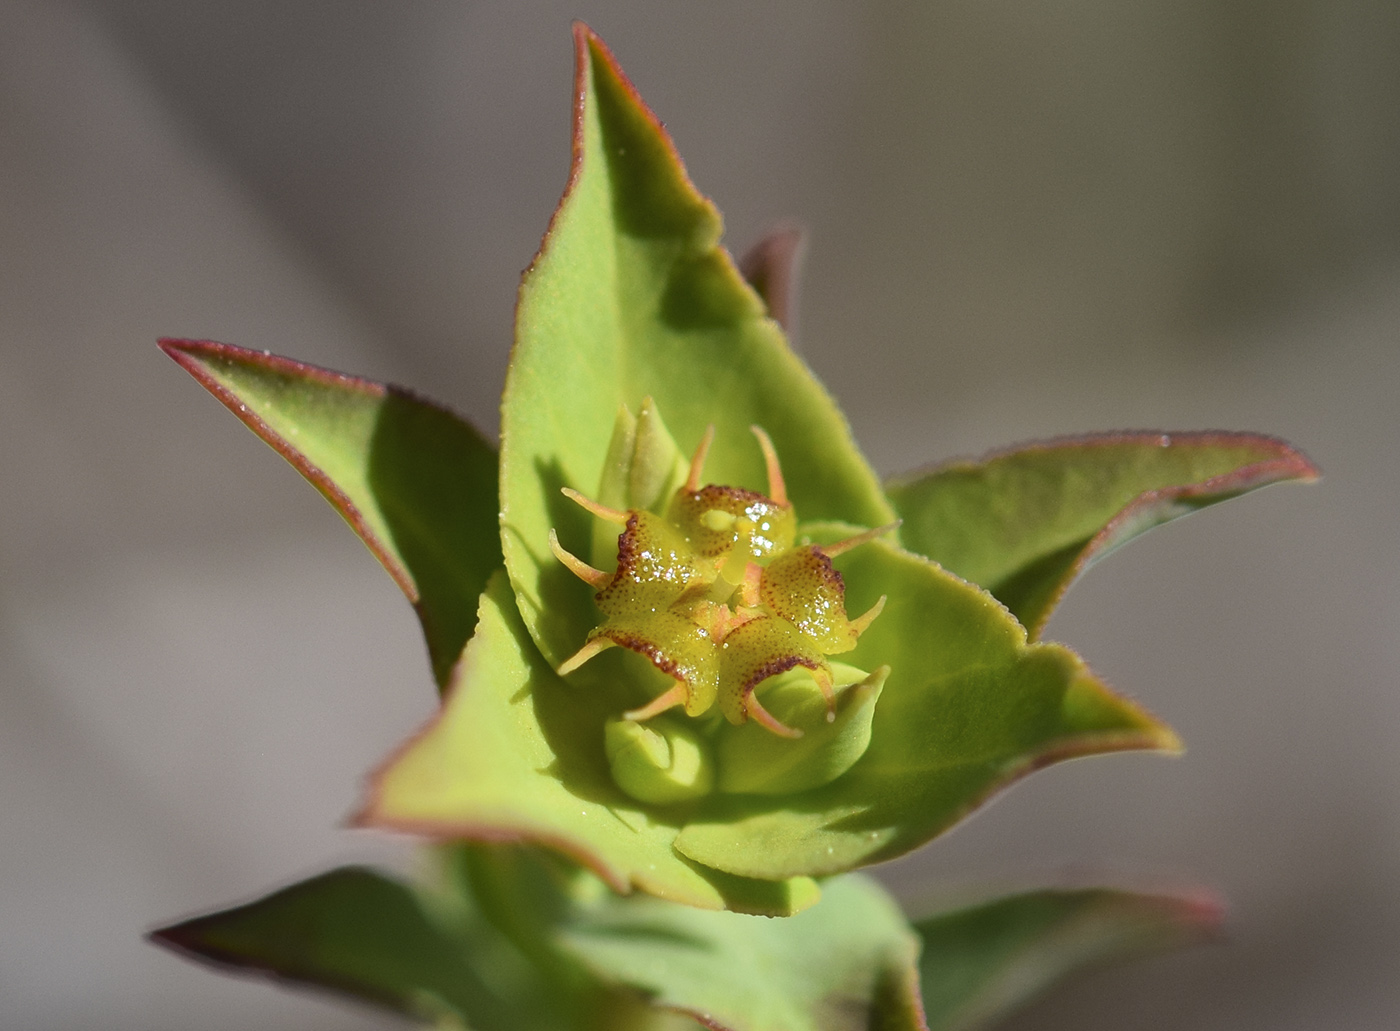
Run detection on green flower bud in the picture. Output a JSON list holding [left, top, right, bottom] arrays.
[[605, 715, 715, 805], [716, 663, 888, 795], [591, 399, 686, 568]]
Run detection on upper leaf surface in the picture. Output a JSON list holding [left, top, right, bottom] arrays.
[[161, 340, 501, 687], [886, 432, 1318, 637], [914, 888, 1221, 1031], [357, 572, 821, 917], [674, 533, 1179, 880], [501, 27, 892, 667], [562, 871, 927, 1031]]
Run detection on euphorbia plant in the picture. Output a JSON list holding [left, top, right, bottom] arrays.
[[150, 24, 1316, 1031]]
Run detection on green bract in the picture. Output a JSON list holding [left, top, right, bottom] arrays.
[[160, 25, 1315, 917]]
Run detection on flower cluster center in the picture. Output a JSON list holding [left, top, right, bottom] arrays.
[[551, 426, 890, 737]]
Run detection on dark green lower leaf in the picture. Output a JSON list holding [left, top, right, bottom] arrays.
[[149, 866, 563, 1029], [151, 850, 925, 1031], [914, 888, 1221, 1031]]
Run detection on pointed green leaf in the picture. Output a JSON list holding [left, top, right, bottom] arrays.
[[148, 866, 554, 1029], [501, 27, 892, 668], [357, 572, 821, 917], [561, 872, 927, 1031], [887, 432, 1318, 637], [674, 533, 1178, 880], [161, 339, 501, 686], [149, 860, 692, 1031], [914, 888, 1221, 1030]]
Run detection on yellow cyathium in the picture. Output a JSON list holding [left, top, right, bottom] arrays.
[[553, 423, 893, 738]]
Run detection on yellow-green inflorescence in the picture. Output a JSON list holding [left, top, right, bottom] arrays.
[[549, 399, 894, 805]]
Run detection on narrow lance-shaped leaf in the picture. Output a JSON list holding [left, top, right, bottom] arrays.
[[914, 888, 1222, 1031], [356, 572, 822, 917], [887, 432, 1318, 638], [148, 858, 698, 1031], [673, 530, 1179, 880], [501, 25, 893, 670], [161, 339, 501, 687], [148, 866, 552, 1030]]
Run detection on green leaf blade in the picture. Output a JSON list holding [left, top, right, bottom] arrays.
[[148, 867, 526, 1028], [160, 339, 501, 686], [887, 432, 1318, 636], [501, 27, 892, 668], [674, 535, 1178, 880], [915, 888, 1222, 1031], [356, 572, 820, 917]]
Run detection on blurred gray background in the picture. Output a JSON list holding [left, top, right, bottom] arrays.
[[2, 1, 1396, 1027]]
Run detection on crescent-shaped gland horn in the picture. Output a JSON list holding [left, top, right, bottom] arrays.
[[561, 487, 628, 525], [750, 425, 787, 505], [557, 635, 617, 676], [745, 690, 804, 739], [684, 424, 716, 492], [548, 530, 610, 589], [623, 680, 689, 722], [820, 520, 902, 558], [848, 595, 888, 638]]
